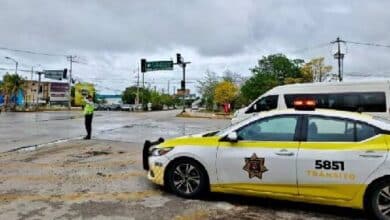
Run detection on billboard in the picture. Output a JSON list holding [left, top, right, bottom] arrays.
[[50, 82, 69, 102], [75, 83, 95, 106]]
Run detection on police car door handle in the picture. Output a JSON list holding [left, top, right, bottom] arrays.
[[275, 149, 294, 156], [359, 151, 383, 158]]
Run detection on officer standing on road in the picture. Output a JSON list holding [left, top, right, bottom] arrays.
[[83, 95, 94, 139]]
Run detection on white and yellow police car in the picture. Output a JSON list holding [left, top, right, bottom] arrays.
[[143, 100, 390, 219]]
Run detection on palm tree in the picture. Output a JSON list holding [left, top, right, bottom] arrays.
[[1, 73, 25, 111]]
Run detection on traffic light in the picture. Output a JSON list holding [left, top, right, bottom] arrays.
[[141, 59, 147, 73], [63, 68, 68, 79], [176, 53, 182, 64]]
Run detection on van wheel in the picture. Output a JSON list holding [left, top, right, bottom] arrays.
[[365, 178, 390, 220], [165, 159, 207, 198]]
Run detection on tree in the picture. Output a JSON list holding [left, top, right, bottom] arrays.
[[252, 54, 302, 85], [122, 86, 151, 104], [240, 54, 314, 104], [214, 81, 238, 106], [222, 69, 244, 84], [160, 94, 174, 108], [197, 70, 219, 110], [1, 73, 25, 111], [304, 57, 332, 82], [240, 73, 278, 104], [150, 90, 163, 110], [240, 54, 296, 103]]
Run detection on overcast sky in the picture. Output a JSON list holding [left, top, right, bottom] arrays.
[[0, 0, 389, 94]]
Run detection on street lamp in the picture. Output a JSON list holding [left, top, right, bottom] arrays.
[[4, 56, 18, 74]]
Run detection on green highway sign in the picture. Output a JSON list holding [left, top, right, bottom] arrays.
[[145, 60, 173, 72], [44, 69, 66, 80]]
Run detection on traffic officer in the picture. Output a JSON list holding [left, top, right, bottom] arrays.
[[83, 95, 94, 140]]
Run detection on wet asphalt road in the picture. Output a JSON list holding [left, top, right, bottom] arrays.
[[0, 110, 227, 152], [0, 110, 368, 219]]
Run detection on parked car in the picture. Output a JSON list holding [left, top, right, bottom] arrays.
[[120, 104, 131, 111], [108, 103, 121, 111]]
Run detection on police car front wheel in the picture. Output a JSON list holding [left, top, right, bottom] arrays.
[[365, 178, 390, 220], [166, 159, 208, 198]]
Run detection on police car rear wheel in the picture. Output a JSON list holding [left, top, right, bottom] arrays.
[[166, 159, 207, 198], [366, 178, 390, 220]]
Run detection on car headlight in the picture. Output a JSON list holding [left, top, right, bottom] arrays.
[[151, 147, 174, 156]]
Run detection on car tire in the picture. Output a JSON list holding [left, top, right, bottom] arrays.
[[365, 177, 390, 220], [165, 159, 208, 198]]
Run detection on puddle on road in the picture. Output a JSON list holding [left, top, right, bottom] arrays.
[[85, 150, 111, 156]]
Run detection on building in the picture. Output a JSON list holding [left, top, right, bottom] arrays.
[[1, 80, 70, 108], [49, 82, 69, 105], [23, 80, 50, 105], [23, 80, 69, 106]]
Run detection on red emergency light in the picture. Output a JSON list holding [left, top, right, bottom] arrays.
[[293, 99, 316, 110]]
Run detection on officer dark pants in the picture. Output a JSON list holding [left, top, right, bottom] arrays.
[[85, 114, 93, 139]]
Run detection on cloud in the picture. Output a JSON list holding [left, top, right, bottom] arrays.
[[0, 0, 389, 94]]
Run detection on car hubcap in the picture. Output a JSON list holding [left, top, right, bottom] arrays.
[[377, 186, 390, 218], [172, 163, 200, 194]]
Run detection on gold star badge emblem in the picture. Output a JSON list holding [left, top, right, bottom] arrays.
[[243, 153, 268, 179]]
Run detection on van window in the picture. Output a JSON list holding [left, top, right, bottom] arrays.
[[246, 95, 278, 113], [284, 92, 386, 112], [359, 93, 386, 112]]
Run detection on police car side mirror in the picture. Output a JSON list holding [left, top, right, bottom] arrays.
[[220, 131, 238, 142]]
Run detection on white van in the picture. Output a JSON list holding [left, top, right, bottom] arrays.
[[232, 81, 390, 124]]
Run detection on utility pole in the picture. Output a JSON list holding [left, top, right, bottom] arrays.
[[36, 71, 43, 110], [136, 67, 140, 105], [142, 71, 145, 107], [67, 55, 77, 110], [167, 80, 170, 95], [331, 37, 346, 81]]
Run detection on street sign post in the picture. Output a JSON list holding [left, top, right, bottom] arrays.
[[144, 61, 173, 72]]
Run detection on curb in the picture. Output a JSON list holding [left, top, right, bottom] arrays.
[[176, 112, 232, 120]]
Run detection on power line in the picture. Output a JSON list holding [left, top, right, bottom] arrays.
[[345, 41, 390, 48], [0, 46, 67, 57]]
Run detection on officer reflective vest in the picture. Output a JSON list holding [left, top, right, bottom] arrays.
[[84, 100, 94, 115]]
